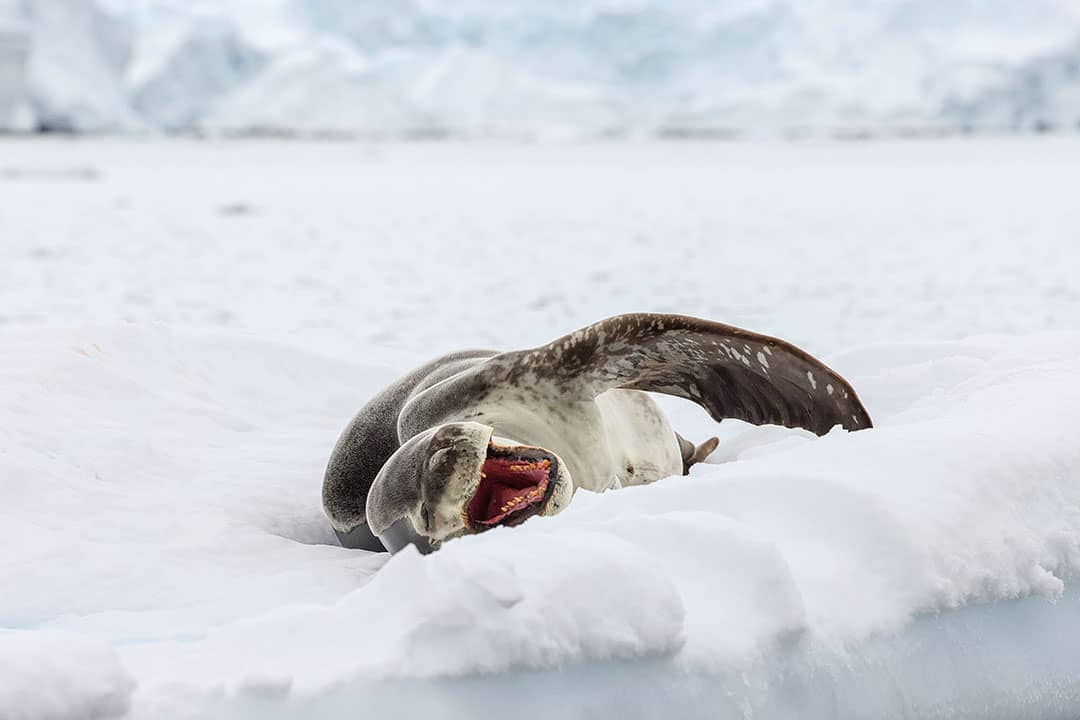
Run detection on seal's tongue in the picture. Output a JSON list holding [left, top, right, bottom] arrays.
[[467, 456, 550, 526]]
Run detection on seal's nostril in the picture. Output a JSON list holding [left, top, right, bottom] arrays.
[[427, 448, 454, 472]]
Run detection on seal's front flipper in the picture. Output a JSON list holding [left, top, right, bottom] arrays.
[[677, 433, 719, 474], [333, 510, 435, 555], [334, 522, 386, 552], [378, 517, 435, 555], [457, 313, 872, 437]]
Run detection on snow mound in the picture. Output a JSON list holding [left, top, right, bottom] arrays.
[[0, 631, 133, 720], [2, 321, 1079, 717]]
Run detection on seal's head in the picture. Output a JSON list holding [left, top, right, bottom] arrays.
[[366, 422, 573, 553]]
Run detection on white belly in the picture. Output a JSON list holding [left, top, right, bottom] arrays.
[[456, 387, 682, 495], [596, 389, 682, 488]]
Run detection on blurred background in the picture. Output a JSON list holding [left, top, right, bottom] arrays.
[[1, 0, 1079, 358], [2, 0, 1080, 138]]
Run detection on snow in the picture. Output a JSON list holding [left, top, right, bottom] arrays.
[[0, 631, 133, 720], [1, 137, 1080, 718], [6, 0, 1080, 135], [201, 39, 412, 137]]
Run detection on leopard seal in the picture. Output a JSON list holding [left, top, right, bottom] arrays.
[[323, 313, 873, 554]]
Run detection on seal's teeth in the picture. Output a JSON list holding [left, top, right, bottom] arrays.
[[508, 461, 543, 472], [500, 495, 528, 513]]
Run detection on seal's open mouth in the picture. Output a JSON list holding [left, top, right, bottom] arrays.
[[465, 442, 558, 530]]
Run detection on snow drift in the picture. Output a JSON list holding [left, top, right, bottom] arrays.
[[2, 323, 1079, 719], [0, 631, 133, 720]]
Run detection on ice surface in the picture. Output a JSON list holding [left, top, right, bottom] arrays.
[[1, 139, 1080, 718], [7, 0, 1080, 134]]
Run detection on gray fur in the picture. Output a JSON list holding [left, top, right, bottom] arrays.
[[322, 350, 495, 535]]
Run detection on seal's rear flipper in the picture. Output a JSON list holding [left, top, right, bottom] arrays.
[[677, 433, 719, 474], [691, 436, 719, 466]]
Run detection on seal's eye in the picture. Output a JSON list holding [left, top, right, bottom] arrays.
[[428, 448, 453, 473]]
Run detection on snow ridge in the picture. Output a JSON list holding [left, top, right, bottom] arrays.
[[2, 322, 1080, 717]]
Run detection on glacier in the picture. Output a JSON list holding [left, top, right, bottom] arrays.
[[19, 0, 141, 132], [0, 2, 28, 127], [3, 0, 1080, 135]]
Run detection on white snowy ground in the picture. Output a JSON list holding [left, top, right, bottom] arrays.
[[1, 138, 1080, 719]]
